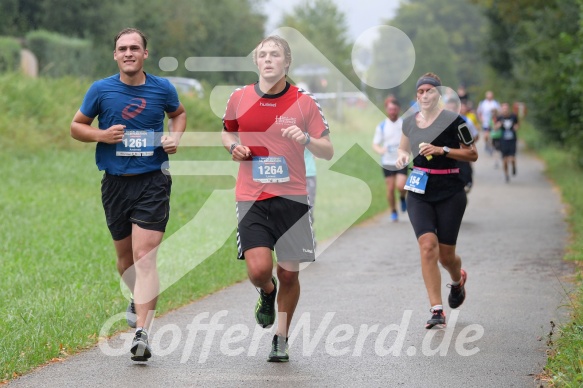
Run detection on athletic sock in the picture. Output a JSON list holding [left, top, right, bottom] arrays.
[[451, 279, 461, 286], [432, 305, 443, 311]]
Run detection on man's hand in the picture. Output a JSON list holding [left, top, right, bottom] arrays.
[[161, 135, 179, 154], [100, 124, 125, 144], [231, 144, 252, 162], [281, 125, 308, 145]]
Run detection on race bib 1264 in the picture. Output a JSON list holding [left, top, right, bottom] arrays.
[[252, 156, 290, 183]]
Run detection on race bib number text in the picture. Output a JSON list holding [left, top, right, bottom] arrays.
[[116, 130, 155, 156]]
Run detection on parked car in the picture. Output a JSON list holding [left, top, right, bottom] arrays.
[[164, 76, 204, 98]]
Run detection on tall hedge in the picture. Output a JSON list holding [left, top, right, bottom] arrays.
[[25, 30, 94, 78], [0, 37, 21, 73]]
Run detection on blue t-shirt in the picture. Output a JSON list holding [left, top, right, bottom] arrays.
[[80, 73, 180, 175]]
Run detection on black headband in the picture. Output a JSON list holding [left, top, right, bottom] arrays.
[[416, 77, 441, 90]]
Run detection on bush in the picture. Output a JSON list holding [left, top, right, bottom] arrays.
[[0, 37, 21, 72], [25, 30, 95, 78]]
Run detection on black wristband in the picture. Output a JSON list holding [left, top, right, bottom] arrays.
[[229, 143, 239, 154]]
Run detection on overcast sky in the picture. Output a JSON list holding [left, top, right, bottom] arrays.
[[263, 0, 402, 43]]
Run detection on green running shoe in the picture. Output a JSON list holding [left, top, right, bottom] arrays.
[[268, 334, 289, 362], [255, 277, 277, 328]]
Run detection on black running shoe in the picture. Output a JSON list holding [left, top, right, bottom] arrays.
[[448, 269, 467, 309], [255, 277, 277, 328], [425, 308, 446, 329], [126, 298, 137, 328], [130, 329, 152, 362], [268, 334, 289, 362]]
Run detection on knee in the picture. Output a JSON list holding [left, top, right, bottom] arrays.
[[439, 252, 458, 267], [247, 268, 272, 286], [117, 253, 134, 271], [133, 255, 157, 273], [246, 260, 273, 286], [276, 266, 299, 287], [419, 239, 439, 261]]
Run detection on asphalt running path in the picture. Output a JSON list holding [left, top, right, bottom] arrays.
[[9, 142, 573, 387]]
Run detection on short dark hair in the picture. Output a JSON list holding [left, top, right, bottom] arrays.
[[384, 95, 400, 108], [114, 28, 148, 50]]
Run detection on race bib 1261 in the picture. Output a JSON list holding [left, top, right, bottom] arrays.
[[116, 130, 155, 156]]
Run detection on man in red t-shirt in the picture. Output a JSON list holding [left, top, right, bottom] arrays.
[[222, 35, 333, 362]]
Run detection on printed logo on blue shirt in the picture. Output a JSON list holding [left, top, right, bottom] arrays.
[[122, 98, 147, 120]]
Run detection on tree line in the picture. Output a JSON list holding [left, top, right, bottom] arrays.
[[1, 0, 580, 153], [0, 0, 268, 83], [471, 0, 583, 163]]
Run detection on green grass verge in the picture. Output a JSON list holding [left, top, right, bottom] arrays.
[[521, 122, 583, 386], [0, 74, 390, 381]]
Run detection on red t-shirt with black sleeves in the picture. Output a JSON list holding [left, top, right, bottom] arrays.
[[223, 82, 329, 202]]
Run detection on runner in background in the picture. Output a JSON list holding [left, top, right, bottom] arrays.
[[495, 102, 520, 182], [446, 99, 480, 194], [457, 84, 469, 105], [372, 96, 408, 222], [298, 82, 318, 227], [477, 90, 501, 155], [489, 108, 503, 169], [304, 148, 317, 243], [463, 101, 481, 136]]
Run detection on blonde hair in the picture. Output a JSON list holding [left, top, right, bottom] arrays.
[[252, 35, 292, 74]]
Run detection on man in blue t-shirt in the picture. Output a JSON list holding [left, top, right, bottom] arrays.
[[70, 28, 186, 362]]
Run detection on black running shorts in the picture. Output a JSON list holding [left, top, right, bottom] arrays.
[[406, 190, 467, 245], [500, 139, 517, 157], [101, 170, 172, 240], [236, 195, 315, 262], [382, 165, 408, 178]]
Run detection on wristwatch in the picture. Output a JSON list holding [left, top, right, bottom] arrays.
[[442, 146, 451, 156]]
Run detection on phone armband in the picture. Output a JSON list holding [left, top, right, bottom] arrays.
[[457, 123, 474, 145]]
